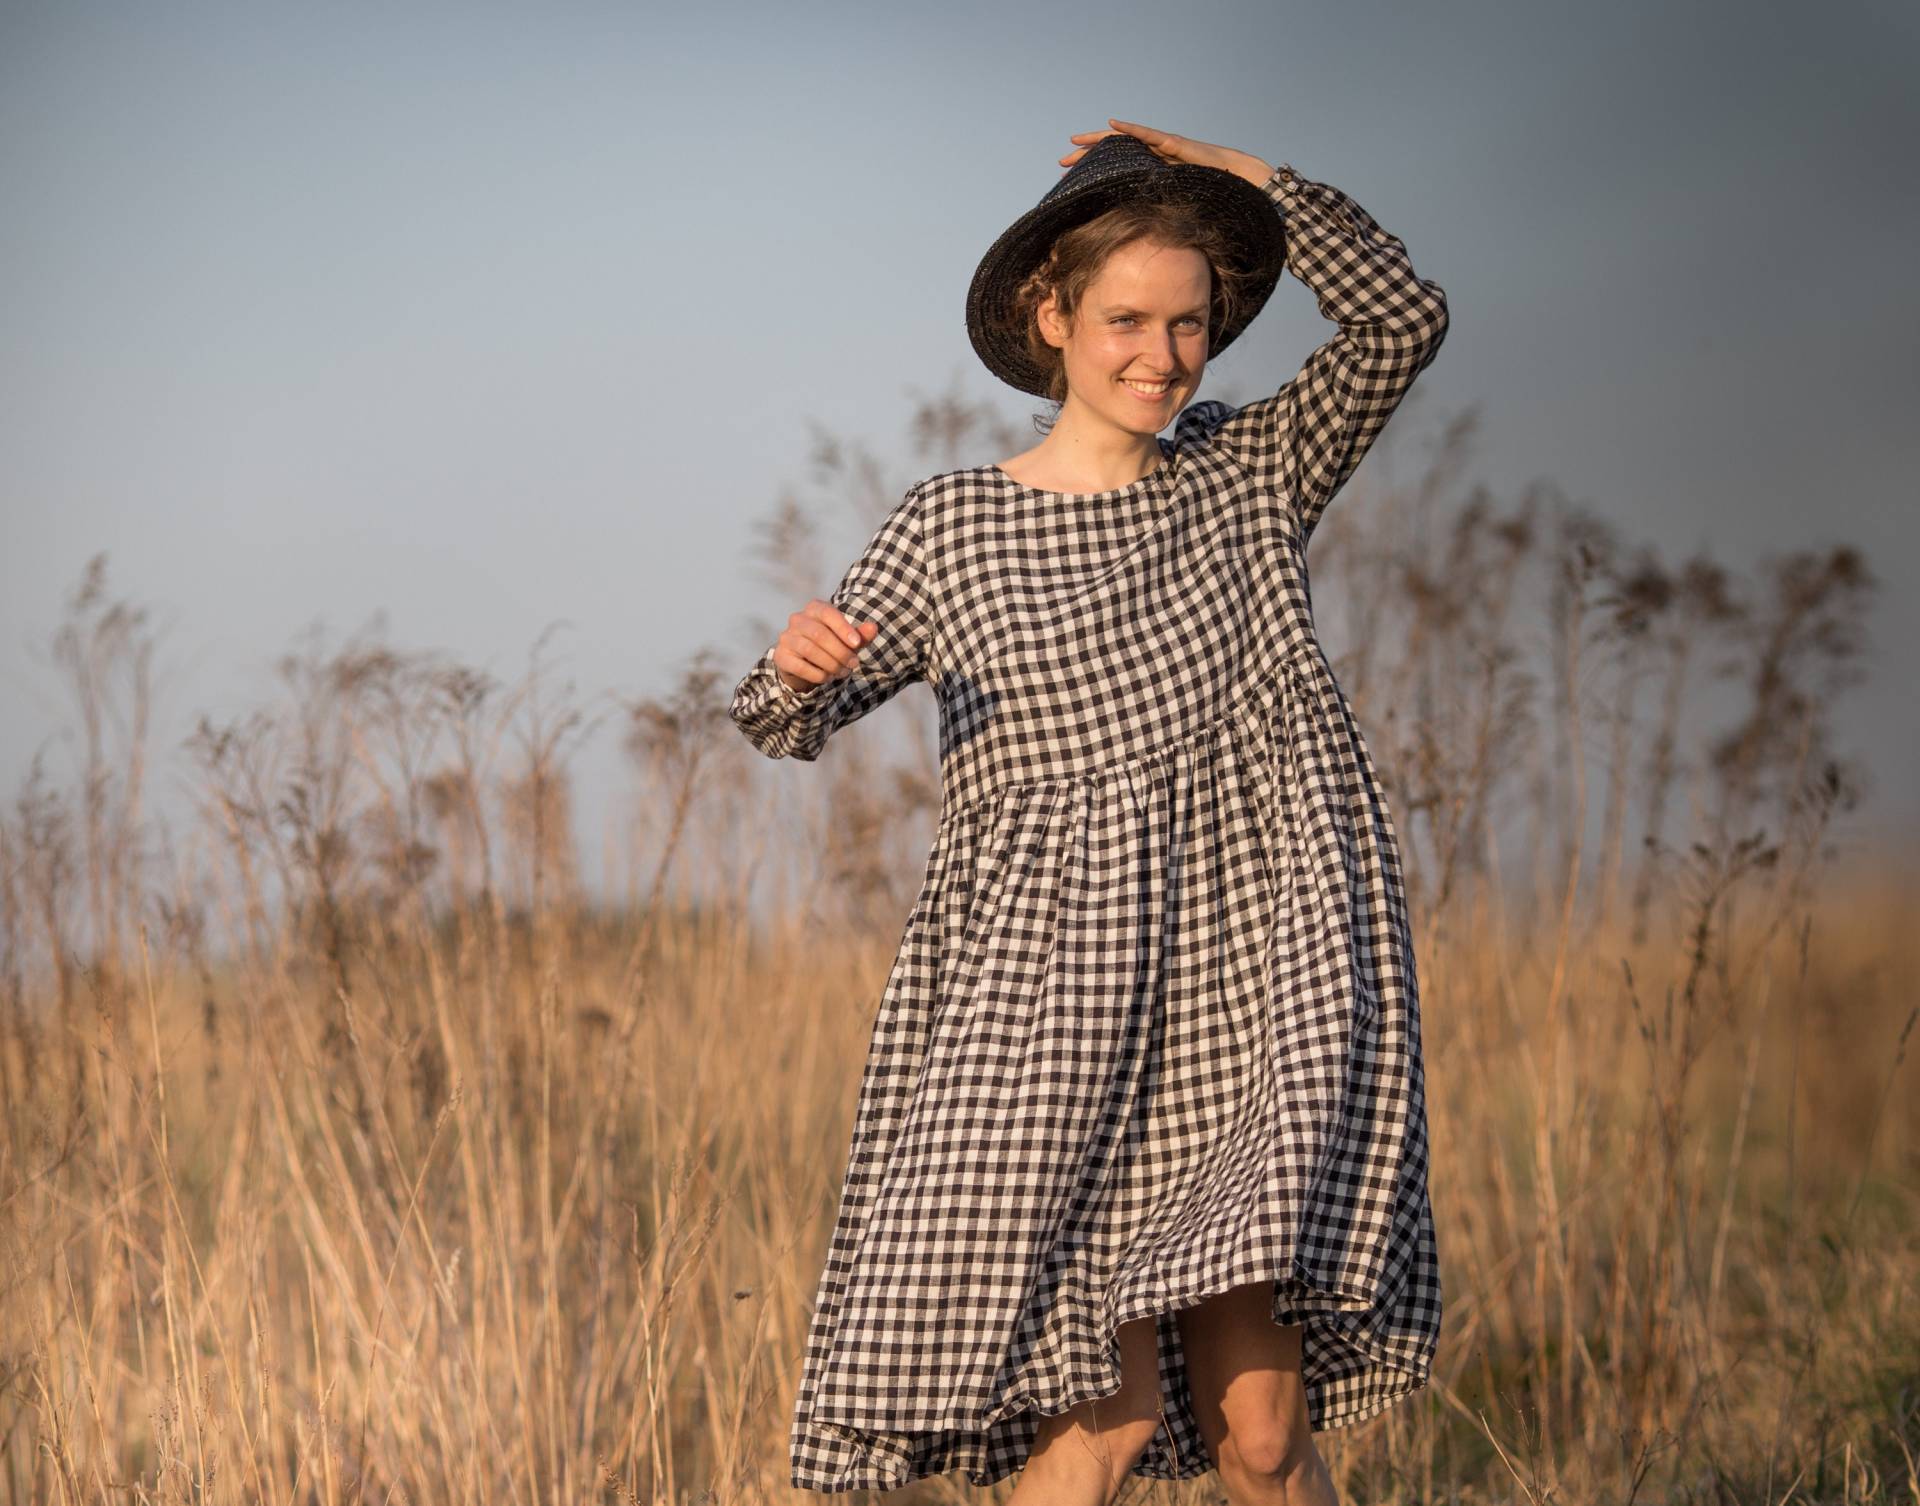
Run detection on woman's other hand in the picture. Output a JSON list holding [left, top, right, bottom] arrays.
[[773, 601, 880, 694], [1062, 119, 1274, 191]]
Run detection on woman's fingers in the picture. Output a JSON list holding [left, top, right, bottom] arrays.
[[778, 638, 842, 689], [1105, 119, 1185, 162], [1067, 120, 1171, 143], [778, 622, 848, 686], [778, 603, 874, 686], [1075, 119, 1259, 179], [1061, 121, 1190, 169], [807, 600, 865, 650], [1060, 127, 1121, 168]]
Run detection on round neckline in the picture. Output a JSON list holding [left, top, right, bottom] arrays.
[[988, 441, 1176, 501]]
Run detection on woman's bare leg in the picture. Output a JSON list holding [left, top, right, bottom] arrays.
[[1004, 1314, 1168, 1506], [1175, 1282, 1337, 1506]]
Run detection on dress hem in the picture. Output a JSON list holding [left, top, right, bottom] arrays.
[[789, 1254, 1434, 1494]]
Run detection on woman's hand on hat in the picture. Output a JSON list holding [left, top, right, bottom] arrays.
[[773, 601, 879, 693], [1064, 120, 1274, 191]]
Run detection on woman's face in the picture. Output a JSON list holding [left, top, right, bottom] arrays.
[[1039, 237, 1212, 435]]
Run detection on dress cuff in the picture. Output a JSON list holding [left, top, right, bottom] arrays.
[[1258, 162, 1368, 247], [1262, 162, 1303, 200]]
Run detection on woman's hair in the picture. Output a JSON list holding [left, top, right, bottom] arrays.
[[1011, 192, 1264, 427]]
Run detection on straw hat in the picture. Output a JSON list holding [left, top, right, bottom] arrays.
[[965, 132, 1291, 398]]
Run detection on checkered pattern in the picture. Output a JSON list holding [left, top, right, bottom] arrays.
[[730, 163, 1449, 1493]]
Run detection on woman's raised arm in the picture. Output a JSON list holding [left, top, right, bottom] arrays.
[[1183, 164, 1450, 541], [728, 482, 935, 761]]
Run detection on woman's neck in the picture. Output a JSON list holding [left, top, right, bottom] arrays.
[[1001, 407, 1164, 493]]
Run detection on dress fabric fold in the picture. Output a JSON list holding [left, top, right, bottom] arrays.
[[729, 160, 1451, 1492]]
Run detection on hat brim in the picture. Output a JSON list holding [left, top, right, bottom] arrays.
[[966, 158, 1290, 399]]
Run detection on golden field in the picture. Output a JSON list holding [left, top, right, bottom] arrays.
[[4, 398, 1916, 1503]]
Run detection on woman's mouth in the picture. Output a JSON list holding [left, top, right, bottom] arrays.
[[1120, 377, 1174, 400]]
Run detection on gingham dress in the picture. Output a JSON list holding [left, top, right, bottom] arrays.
[[730, 162, 1449, 1493]]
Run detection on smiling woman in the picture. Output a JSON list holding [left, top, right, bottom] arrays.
[[1010, 200, 1254, 433], [731, 121, 1449, 1502], [973, 120, 1289, 496]]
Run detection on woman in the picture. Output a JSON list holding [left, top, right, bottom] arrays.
[[730, 120, 1449, 1504]]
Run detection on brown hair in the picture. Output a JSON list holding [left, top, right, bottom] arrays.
[[1010, 193, 1263, 424]]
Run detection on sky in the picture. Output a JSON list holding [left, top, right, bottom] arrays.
[[3, 0, 1917, 878]]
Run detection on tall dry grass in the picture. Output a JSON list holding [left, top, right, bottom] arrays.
[[1, 390, 1915, 1504]]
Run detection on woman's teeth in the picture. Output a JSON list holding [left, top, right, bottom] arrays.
[[1122, 378, 1171, 397]]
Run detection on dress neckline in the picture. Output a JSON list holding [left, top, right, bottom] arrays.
[[987, 440, 1176, 502]]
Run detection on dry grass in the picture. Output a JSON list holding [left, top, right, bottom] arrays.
[[2, 390, 1914, 1504]]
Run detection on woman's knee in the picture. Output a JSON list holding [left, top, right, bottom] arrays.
[[1218, 1415, 1314, 1484]]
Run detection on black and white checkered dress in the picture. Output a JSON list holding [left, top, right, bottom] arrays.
[[730, 163, 1449, 1494]]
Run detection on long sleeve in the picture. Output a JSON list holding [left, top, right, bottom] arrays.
[[1179, 163, 1450, 542], [728, 482, 936, 761]]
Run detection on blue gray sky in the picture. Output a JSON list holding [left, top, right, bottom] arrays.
[[4, 0, 1916, 863]]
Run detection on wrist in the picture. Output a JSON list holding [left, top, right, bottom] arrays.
[[1233, 152, 1275, 188], [774, 663, 817, 696]]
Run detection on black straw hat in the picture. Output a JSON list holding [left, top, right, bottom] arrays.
[[965, 133, 1291, 399]]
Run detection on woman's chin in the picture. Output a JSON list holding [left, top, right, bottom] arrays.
[[1107, 391, 1181, 429]]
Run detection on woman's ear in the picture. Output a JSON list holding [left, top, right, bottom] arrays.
[[1035, 291, 1067, 352]]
